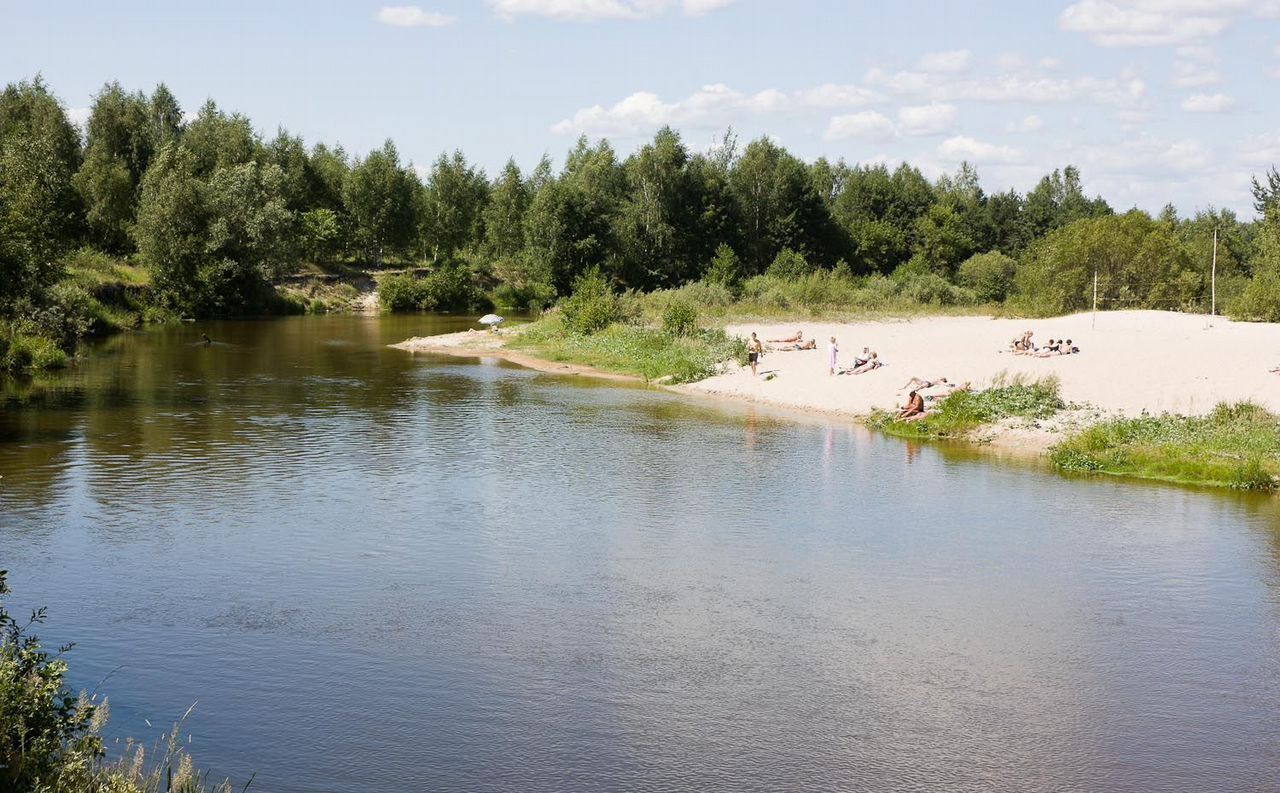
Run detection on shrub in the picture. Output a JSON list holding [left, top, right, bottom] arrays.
[[957, 251, 1016, 302], [704, 244, 743, 292], [0, 570, 105, 790], [494, 281, 556, 311], [662, 300, 698, 337], [766, 248, 813, 280], [560, 267, 626, 334], [378, 273, 426, 312]]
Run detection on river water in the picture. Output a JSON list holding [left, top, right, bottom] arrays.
[[2, 315, 1278, 793]]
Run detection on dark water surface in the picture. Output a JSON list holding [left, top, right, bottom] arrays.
[[2, 315, 1279, 793]]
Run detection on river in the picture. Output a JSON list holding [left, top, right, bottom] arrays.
[[2, 315, 1278, 793]]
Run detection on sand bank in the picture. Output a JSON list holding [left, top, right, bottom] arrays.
[[394, 311, 1280, 455]]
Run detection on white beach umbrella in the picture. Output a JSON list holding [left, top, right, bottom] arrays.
[[479, 313, 504, 328]]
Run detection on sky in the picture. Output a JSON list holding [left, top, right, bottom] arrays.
[[3, 0, 1279, 215]]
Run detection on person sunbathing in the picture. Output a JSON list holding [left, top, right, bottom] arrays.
[[898, 390, 927, 421], [900, 375, 948, 391], [851, 352, 882, 374], [775, 338, 816, 351], [768, 330, 804, 343], [1011, 331, 1036, 354], [1034, 339, 1063, 358]]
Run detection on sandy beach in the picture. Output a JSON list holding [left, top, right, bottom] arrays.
[[680, 310, 1280, 420]]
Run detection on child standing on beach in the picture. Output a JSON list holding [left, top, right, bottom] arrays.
[[828, 336, 838, 376]]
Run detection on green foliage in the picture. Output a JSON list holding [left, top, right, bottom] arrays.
[[378, 263, 491, 313], [513, 314, 745, 384], [1229, 219, 1280, 321], [559, 267, 627, 334], [704, 243, 742, 291], [0, 570, 104, 790], [766, 248, 814, 279], [1010, 211, 1195, 317], [1051, 401, 1280, 490], [343, 140, 418, 261], [662, 299, 698, 337], [299, 208, 343, 261], [871, 376, 1064, 439], [421, 150, 489, 257], [957, 250, 1017, 302]]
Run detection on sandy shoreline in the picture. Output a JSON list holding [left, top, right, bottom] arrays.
[[393, 310, 1280, 456]]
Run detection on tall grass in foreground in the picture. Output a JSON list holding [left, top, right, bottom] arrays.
[[1051, 401, 1280, 490], [869, 375, 1065, 440], [1, 570, 235, 793]]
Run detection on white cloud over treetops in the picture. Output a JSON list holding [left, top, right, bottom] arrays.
[[1181, 93, 1235, 112], [488, 0, 736, 21], [375, 5, 457, 27], [1059, 0, 1280, 47]]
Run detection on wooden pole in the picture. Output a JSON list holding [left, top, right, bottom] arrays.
[[1211, 226, 1218, 318], [1092, 270, 1098, 329]]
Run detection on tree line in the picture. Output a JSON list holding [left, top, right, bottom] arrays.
[[3, 74, 1280, 330]]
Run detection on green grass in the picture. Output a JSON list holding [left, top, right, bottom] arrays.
[[509, 314, 746, 384], [1050, 401, 1280, 490], [868, 375, 1065, 440]]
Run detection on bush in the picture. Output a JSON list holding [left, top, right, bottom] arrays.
[[1, 570, 105, 790], [957, 251, 1016, 302], [1050, 400, 1280, 490], [560, 267, 627, 334], [378, 273, 425, 312], [766, 248, 813, 280], [494, 280, 556, 311], [704, 244, 742, 292], [662, 300, 698, 337], [378, 266, 491, 313], [872, 376, 1064, 439]]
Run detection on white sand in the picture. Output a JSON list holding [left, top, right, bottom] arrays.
[[682, 310, 1280, 418]]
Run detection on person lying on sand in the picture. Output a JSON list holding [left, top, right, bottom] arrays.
[[769, 330, 804, 343], [774, 339, 817, 351], [1034, 339, 1061, 357], [898, 390, 928, 421], [851, 352, 882, 374], [924, 381, 971, 403], [900, 376, 948, 392]]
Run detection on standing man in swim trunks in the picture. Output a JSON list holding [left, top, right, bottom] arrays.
[[748, 332, 763, 377]]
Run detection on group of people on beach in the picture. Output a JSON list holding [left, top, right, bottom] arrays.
[[1010, 330, 1079, 357], [895, 377, 970, 422], [748, 330, 883, 377]]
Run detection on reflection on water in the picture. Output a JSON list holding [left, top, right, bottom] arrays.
[[3, 315, 1280, 793]]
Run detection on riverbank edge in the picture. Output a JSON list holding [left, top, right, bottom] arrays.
[[389, 329, 1067, 463]]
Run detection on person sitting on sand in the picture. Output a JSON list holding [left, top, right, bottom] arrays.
[[769, 330, 803, 343], [852, 346, 871, 367], [852, 352, 882, 374], [898, 390, 928, 421], [900, 375, 948, 392], [1064, 339, 1078, 354], [1011, 330, 1037, 354]]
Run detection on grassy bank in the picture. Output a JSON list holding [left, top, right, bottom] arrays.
[[868, 376, 1066, 440], [1051, 402, 1280, 490], [509, 313, 745, 384]]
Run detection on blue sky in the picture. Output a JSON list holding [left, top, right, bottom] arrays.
[[4, 0, 1279, 214]]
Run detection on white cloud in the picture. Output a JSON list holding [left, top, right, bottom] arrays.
[[552, 82, 877, 135], [1238, 131, 1280, 163], [937, 136, 1025, 163], [996, 52, 1027, 70], [1173, 61, 1220, 87], [918, 49, 972, 73], [897, 102, 957, 135], [66, 107, 91, 129], [1176, 44, 1217, 62], [1083, 133, 1213, 173], [823, 111, 896, 141], [682, 0, 734, 15], [864, 66, 1144, 105], [792, 83, 880, 109], [1060, 0, 1279, 47], [1007, 114, 1045, 133], [488, 0, 735, 21], [375, 5, 457, 26], [1182, 92, 1235, 112]]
